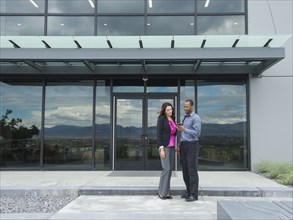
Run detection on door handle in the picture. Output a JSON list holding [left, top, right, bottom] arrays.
[[145, 135, 149, 145], [140, 135, 149, 145]]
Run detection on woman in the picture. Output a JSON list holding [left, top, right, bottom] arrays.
[[157, 102, 177, 200]]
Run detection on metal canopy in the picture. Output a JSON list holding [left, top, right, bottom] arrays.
[[0, 35, 290, 77]]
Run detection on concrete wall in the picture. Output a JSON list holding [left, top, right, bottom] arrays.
[[248, 0, 293, 169]]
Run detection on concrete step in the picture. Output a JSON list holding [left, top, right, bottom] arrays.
[[1, 186, 292, 197]]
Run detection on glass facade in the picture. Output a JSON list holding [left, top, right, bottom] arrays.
[[197, 80, 248, 170], [47, 16, 94, 36], [1, 79, 248, 170], [0, 0, 250, 171], [0, 0, 247, 36], [95, 80, 111, 169], [44, 82, 93, 169], [0, 82, 42, 169]]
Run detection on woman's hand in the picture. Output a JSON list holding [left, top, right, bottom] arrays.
[[160, 148, 166, 159]]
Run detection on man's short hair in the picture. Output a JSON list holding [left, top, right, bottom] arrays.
[[185, 99, 194, 106]]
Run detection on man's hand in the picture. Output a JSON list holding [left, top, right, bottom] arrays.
[[176, 125, 186, 132], [175, 147, 180, 154]]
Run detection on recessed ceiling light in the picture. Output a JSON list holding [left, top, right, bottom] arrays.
[[88, 0, 95, 8], [60, 23, 64, 26], [104, 23, 108, 26], [29, 0, 39, 8], [190, 22, 194, 26], [148, 0, 153, 8], [204, 0, 210, 8], [234, 22, 238, 25], [147, 23, 151, 26], [17, 23, 21, 26]]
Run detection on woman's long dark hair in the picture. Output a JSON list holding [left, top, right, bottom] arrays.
[[158, 102, 175, 121]]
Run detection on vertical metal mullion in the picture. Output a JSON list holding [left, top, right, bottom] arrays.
[[245, 0, 248, 34], [44, 0, 48, 35], [246, 76, 251, 170], [112, 96, 116, 170], [94, 0, 97, 35], [144, 0, 147, 35], [92, 80, 97, 170], [194, 0, 197, 35], [40, 79, 46, 169]]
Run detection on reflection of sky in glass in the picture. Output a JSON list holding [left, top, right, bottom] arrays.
[[98, 0, 144, 13], [198, 84, 246, 124], [147, 16, 194, 35], [116, 99, 142, 128], [0, 82, 42, 128], [45, 85, 93, 128], [96, 84, 111, 125], [147, 0, 194, 13], [97, 16, 144, 36], [180, 83, 195, 122], [48, 16, 94, 36], [116, 98, 174, 127], [197, 0, 244, 13], [48, 0, 95, 13], [0, 16, 44, 36], [197, 16, 245, 35], [0, 0, 45, 13], [146, 87, 177, 93], [148, 99, 173, 127]]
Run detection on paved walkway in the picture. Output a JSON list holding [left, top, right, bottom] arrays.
[[1, 171, 292, 219]]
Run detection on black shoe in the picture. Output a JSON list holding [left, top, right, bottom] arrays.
[[166, 195, 173, 199], [185, 195, 198, 202], [157, 192, 167, 200], [181, 194, 189, 199]]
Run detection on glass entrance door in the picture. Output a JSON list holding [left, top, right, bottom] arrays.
[[113, 95, 176, 170]]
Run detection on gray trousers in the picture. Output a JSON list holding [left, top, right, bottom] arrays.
[[158, 147, 175, 196]]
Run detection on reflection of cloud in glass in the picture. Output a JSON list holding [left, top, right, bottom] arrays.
[[197, 16, 245, 35], [147, 16, 194, 35], [48, 0, 94, 13], [45, 105, 92, 128], [198, 85, 246, 124], [97, 17, 144, 36], [98, 0, 144, 13], [148, 0, 194, 13], [48, 16, 94, 36], [1, 16, 44, 35], [116, 99, 142, 127], [45, 85, 93, 127], [1, 83, 42, 127]]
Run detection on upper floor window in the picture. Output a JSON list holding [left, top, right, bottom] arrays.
[[197, 0, 245, 13], [98, 0, 144, 13], [147, 0, 194, 13], [147, 16, 194, 35], [97, 16, 144, 36], [0, 0, 45, 13], [47, 16, 94, 36], [0, 16, 44, 35], [197, 15, 245, 35], [48, 0, 95, 13]]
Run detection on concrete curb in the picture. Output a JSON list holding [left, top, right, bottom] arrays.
[[1, 186, 292, 197]]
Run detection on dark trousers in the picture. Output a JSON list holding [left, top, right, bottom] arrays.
[[180, 141, 199, 197]]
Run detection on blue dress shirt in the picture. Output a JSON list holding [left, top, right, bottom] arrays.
[[180, 112, 201, 142]]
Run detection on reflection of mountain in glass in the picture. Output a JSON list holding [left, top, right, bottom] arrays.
[[44, 122, 246, 138]]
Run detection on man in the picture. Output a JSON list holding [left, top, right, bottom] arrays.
[[177, 99, 201, 202]]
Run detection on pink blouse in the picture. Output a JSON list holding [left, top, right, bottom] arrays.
[[167, 120, 176, 147]]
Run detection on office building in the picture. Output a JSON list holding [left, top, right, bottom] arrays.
[[0, 0, 292, 171]]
